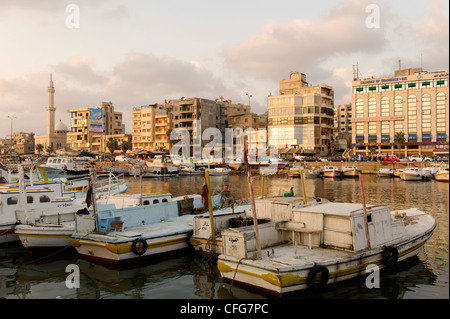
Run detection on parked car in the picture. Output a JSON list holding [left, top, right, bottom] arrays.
[[409, 155, 424, 162], [115, 155, 129, 162], [381, 155, 399, 162], [318, 157, 328, 162], [398, 157, 409, 162]]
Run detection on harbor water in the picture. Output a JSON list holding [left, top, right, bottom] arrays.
[[0, 174, 448, 299]]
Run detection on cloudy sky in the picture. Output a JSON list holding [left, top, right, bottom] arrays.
[[0, 0, 448, 137]]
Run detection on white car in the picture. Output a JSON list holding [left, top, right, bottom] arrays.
[[409, 155, 424, 162]]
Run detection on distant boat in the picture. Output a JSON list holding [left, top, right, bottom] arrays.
[[322, 166, 342, 178], [377, 168, 394, 177], [342, 166, 362, 178], [434, 166, 449, 183], [205, 167, 231, 176]]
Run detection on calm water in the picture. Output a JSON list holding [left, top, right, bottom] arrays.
[[0, 174, 448, 300]]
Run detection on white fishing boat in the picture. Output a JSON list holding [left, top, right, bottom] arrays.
[[393, 168, 404, 178], [217, 198, 436, 296], [205, 167, 231, 176], [179, 165, 205, 176], [342, 166, 362, 178], [39, 156, 91, 179], [144, 155, 179, 177], [288, 167, 302, 177], [304, 168, 321, 179], [71, 195, 223, 264], [400, 167, 426, 181], [15, 191, 215, 251], [377, 167, 394, 177], [191, 197, 327, 256], [322, 166, 342, 178], [434, 166, 449, 183]]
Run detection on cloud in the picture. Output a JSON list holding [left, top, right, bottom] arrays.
[[0, 52, 243, 137], [223, 0, 389, 81]]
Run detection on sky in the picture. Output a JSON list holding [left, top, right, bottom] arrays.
[[0, 0, 448, 137]]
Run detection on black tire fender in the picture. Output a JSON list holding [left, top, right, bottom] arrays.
[[131, 238, 148, 255], [382, 246, 398, 268], [307, 265, 329, 291]]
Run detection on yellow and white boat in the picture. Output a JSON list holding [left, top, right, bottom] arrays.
[[217, 198, 436, 296]]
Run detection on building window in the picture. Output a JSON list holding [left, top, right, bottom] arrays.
[[368, 98, 377, 117], [394, 96, 403, 116], [394, 121, 403, 133], [381, 121, 390, 135], [436, 92, 447, 134], [407, 95, 417, 134], [422, 94, 431, 133], [381, 97, 390, 117], [368, 122, 377, 135], [355, 99, 364, 118]]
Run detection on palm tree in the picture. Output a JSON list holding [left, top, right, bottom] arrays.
[[106, 137, 119, 154], [394, 132, 406, 157], [46, 146, 54, 154], [36, 144, 44, 155], [120, 140, 131, 154]]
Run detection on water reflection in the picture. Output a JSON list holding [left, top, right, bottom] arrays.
[[0, 174, 448, 299]]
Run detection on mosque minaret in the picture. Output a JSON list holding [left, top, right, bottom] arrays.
[[46, 73, 56, 137]]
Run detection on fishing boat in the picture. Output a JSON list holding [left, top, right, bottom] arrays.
[[400, 167, 427, 181], [217, 198, 436, 296], [393, 168, 404, 178], [179, 165, 205, 176], [322, 166, 342, 178], [144, 155, 179, 177], [304, 168, 321, 179], [342, 166, 362, 178], [191, 197, 327, 256], [70, 194, 223, 264], [377, 167, 394, 177], [288, 167, 302, 177], [38, 156, 91, 179], [205, 167, 231, 176], [434, 165, 449, 183]]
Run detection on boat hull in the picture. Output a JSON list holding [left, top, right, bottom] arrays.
[[15, 223, 74, 250], [342, 169, 361, 178], [72, 232, 191, 264], [322, 171, 342, 178], [400, 173, 422, 181], [435, 171, 449, 183]]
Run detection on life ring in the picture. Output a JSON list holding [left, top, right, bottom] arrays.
[[382, 246, 398, 268], [131, 238, 148, 255], [307, 265, 329, 291]]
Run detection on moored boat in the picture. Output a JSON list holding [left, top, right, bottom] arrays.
[[400, 167, 427, 181], [217, 198, 436, 296], [434, 166, 449, 183], [342, 166, 362, 178], [322, 166, 342, 178], [377, 167, 394, 177]]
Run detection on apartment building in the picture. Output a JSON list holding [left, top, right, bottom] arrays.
[[131, 104, 172, 152], [351, 67, 449, 156], [268, 72, 334, 156], [334, 104, 353, 152], [67, 101, 125, 151]]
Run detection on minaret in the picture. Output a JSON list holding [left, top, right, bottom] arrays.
[[47, 73, 56, 137]]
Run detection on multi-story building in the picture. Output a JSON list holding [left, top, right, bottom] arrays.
[[268, 72, 334, 156], [351, 67, 449, 156], [67, 101, 125, 151], [131, 104, 173, 152], [334, 104, 353, 153], [12, 132, 35, 155]]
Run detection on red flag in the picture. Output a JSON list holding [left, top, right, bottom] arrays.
[[85, 178, 93, 208], [201, 184, 208, 210]]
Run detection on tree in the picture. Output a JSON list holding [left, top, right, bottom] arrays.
[[394, 132, 406, 157], [36, 144, 44, 155], [46, 146, 54, 154], [106, 137, 119, 154], [119, 140, 131, 154]]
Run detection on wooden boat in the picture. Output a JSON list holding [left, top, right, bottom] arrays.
[[393, 169, 404, 178], [191, 197, 327, 256], [400, 167, 426, 181], [15, 192, 214, 251], [304, 168, 321, 179], [434, 166, 449, 183], [144, 155, 179, 177], [205, 167, 231, 176], [322, 166, 342, 178], [288, 167, 302, 177], [71, 195, 222, 264], [217, 198, 436, 296], [342, 166, 362, 178], [178, 166, 204, 176], [377, 168, 394, 177]]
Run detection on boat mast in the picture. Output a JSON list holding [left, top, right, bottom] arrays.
[[359, 175, 371, 249]]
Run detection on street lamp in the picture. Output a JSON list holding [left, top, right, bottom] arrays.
[[246, 93, 252, 108], [7, 116, 16, 155]]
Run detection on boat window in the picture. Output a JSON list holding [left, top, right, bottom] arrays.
[[143, 200, 150, 205], [162, 198, 168, 203], [27, 196, 33, 204], [153, 199, 159, 204], [39, 195, 51, 203], [7, 197, 18, 205], [367, 214, 372, 223], [57, 159, 62, 163]]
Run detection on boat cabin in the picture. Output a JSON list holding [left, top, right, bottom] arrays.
[[221, 199, 407, 259], [44, 157, 74, 170]]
